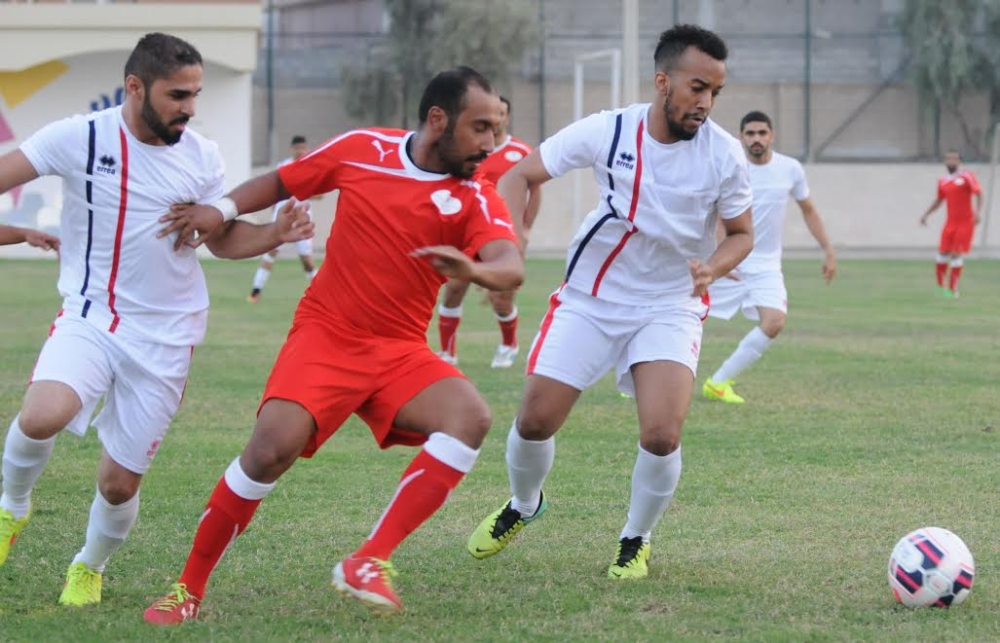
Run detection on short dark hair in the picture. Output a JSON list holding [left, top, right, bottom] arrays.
[[124, 32, 202, 87], [499, 95, 511, 113], [291, 135, 307, 145], [653, 24, 728, 72], [740, 110, 773, 132], [418, 66, 493, 125]]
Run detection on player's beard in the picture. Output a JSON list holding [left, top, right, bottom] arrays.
[[946, 163, 958, 173], [747, 143, 767, 158], [141, 92, 187, 146], [438, 121, 487, 179], [663, 88, 702, 142]]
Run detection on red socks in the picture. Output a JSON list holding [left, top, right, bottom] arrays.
[[949, 265, 963, 292], [498, 313, 518, 348], [936, 262, 948, 287], [178, 477, 262, 598], [438, 314, 461, 357], [355, 449, 466, 561]]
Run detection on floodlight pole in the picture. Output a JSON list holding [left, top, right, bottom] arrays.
[[980, 122, 1000, 250]]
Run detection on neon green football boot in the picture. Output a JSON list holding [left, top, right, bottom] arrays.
[[58, 562, 103, 606], [702, 378, 746, 404], [607, 536, 651, 579], [468, 492, 547, 559], [0, 505, 30, 566]]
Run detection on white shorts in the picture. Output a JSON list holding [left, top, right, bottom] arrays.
[[31, 315, 194, 474], [707, 268, 787, 321], [271, 202, 313, 256], [525, 286, 707, 396]]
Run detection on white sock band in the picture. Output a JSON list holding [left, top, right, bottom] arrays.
[[224, 458, 276, 501], [439, 304, 463, 318], [423, 432, 480, 474], [495, 306, 519, 323]]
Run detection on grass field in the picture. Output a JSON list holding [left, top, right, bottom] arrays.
[[1, 257, 998, 642]]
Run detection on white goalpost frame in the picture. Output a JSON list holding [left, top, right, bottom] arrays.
[[571, 48, 622, 227], [979, 121, 1000, 250]]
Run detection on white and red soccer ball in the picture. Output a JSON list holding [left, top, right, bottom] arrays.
[[888, 527, 975, 608]]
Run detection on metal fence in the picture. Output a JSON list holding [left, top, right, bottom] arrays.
[[252, 0, 996, 165]]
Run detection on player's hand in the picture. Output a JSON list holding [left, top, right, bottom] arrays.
[[919, 216, 928, 227], [411, 245, 475, 281], [274, 198, 315, 243], [158, 203, 227, 250], [822, 252, 837, 284], [723, 270, 741, 281], [24, 229, 60, 253], [689, 259, 714, 297]]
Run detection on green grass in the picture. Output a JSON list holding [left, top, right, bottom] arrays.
[[1, 257, 998, 642]]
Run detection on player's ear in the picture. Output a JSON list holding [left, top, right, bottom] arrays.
[[654, 70, 670, 97], [426, 106, 449, 136], [124, 75, 145, 100]]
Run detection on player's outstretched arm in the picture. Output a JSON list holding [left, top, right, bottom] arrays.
[[0, 225, 60, 252], [412, 239, 523, 291], [158, 170, 292, 250], [919, 198, 942, 226], [498, 150, 553, 248], [204, 199, 314, 260], [0, 150, 41, 197], [694, 208, 754, 296], [797, 197, 837, 283]]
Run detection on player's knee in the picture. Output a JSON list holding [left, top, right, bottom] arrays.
[[98, 475, 140, 505], [242, 438, 299, 481], [515, 409, 561, 441], [761, 315, 785, 338], [18, 392, 78, 438], [639, 430, 681, 457], [442, 399, 492, 448]]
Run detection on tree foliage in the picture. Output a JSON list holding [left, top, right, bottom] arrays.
[[340, 0, 539, 128], [899, 0, 1000, 156]]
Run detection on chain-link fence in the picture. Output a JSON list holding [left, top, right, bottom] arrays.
[[251, 0, 996, 167]]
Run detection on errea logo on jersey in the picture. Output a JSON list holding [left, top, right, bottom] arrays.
[[431, 189, 462, 215], [97, 154, 117, 176], [615, 151, 635, 170]]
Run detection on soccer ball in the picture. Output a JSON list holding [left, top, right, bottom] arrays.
[[888, 527, 975, 608]]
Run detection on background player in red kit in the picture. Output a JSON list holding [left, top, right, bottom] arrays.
[[144, 67, 522, 622], [437, 95, 542, 368], [919, 150, 982, 298]]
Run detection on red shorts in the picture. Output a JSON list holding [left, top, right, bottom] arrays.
[[939, 223, 974, 255], [260, 316, 464, 458]]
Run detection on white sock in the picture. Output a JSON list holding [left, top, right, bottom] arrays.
[[620, 445, 681, 542], [712, 326, 773, 383], [0, 416, 56, 519], [306, 268, 318, 281], [73, 488, 139, 572], [252, 266, 272, 290], [506, 420, 554, 517], [423, 432, 480, 473]]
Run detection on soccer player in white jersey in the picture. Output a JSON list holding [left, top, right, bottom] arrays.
[[0, 224, 59, 251], [247, 135, 318, 303], [467, 24, 754, 579], [0, 33, 312, 606], [702, 110, 836, 404]]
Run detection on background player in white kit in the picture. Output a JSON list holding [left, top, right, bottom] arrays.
[[247, 135, 318, 303], [0, 33, 312, 606], [467, 25, 754, 579], [702, 110, 836, 404]]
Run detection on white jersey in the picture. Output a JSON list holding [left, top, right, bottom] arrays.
[[740, 151, 809, 271], [540, 103, 752, 305], [20, 106, 226, 346]]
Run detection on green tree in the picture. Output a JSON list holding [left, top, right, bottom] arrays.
[[340, 0, 539, 129], [899, 0, 1000, 157]]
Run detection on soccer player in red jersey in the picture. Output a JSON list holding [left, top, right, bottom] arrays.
[[143, 67, 522, 622], [437, 95, 542, 368], [920, 150, 982, 298]]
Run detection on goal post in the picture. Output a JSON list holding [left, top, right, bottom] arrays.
[[572, 48, 621, 227]]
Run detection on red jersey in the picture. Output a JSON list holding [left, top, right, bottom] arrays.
[[477, 135, 533, 185], [937, 170, 981, 224], [279, 128, 517, 342]]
